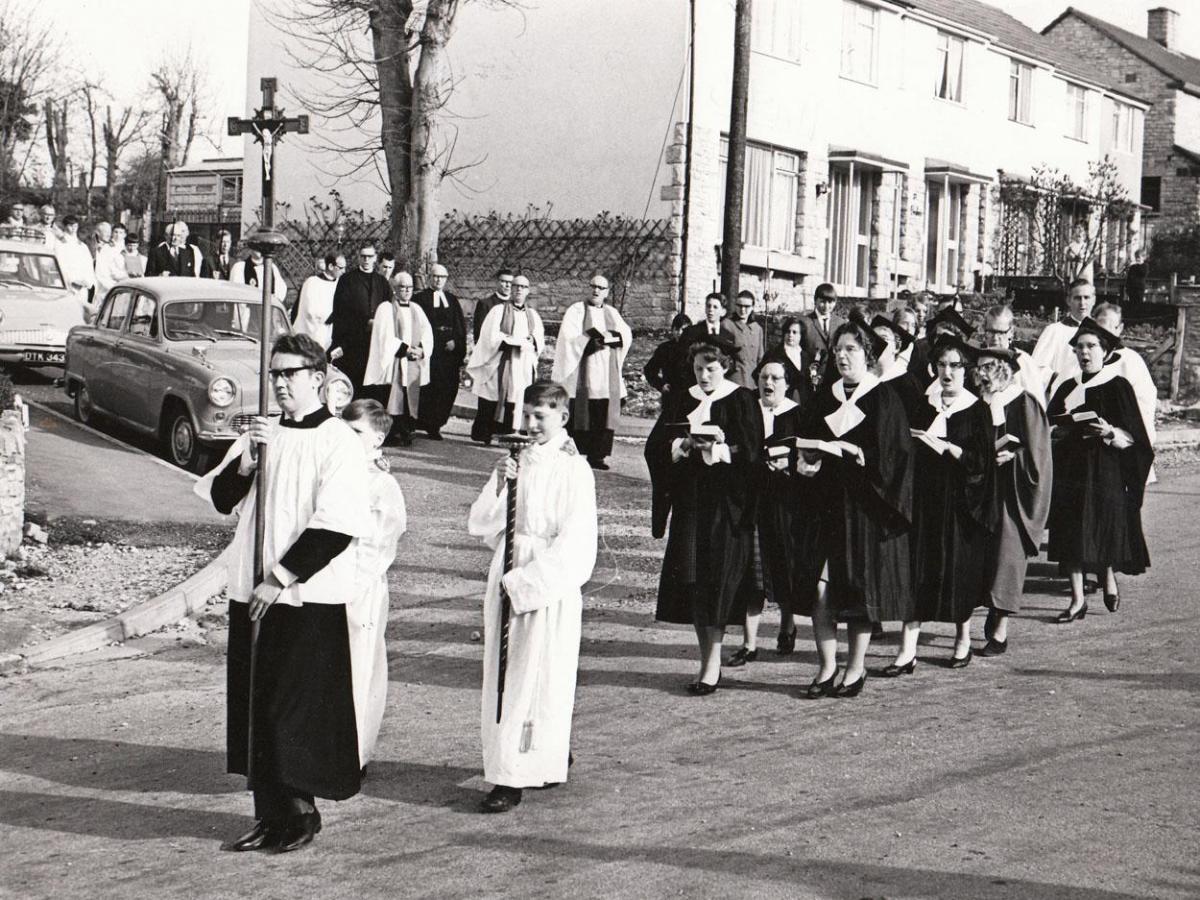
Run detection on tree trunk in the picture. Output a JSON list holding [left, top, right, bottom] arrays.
[[44, 98, 69, 201], [369, 1, 415, 262]]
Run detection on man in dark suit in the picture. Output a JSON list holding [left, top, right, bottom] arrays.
[[212, 230, 234, 280], [328, 243, 393, 395], [413, 263, 467, 439], [146, 221, 212, 278], [472, 268, 513, 344], [797, 282, 846, 390]]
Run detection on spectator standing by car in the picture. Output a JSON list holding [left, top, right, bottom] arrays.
[[121, 231, 147, 278], [231, 248, 287, 304], [94, 222, 129, 300], [147, 220, 211, 277], [58, 215, 98, 321], [212, 230, 235, 280], [3, 204, 24, 230], [38, 204, 62, 245]]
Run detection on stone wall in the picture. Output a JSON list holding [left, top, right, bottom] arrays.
[[1175, 286, 1200, 403], [0, 410, 25, 557]]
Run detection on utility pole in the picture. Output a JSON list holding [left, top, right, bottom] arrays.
[[720, 0, 753, 303]]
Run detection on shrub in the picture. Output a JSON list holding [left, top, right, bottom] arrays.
[[0, 374, 14, 413]]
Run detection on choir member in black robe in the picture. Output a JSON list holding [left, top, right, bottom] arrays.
[[795, 322, 914, 698], [198, 334, 370, 854], [910, 306, 976, 387], [645, 336, 764, 694], [872, 315, 924, 422], [761, 317, 813, 407], [1046, 318, 1153, 621], [889, 336, 996, 672], [972, 347, 1052, 656], [414, 263, 468, 439], [751, 358, 822, 658], [642, 313, 692, 397], [329, 245, 393, 394]]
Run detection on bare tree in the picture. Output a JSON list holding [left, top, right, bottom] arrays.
[[102, 102, 149, 220], [44, 96, 70, 198], [0, 0, 59, 195], [150, 51, 205, 211], [270, 0, 510, 272]]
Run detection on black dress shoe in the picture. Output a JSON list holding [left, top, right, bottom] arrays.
[[1104, 592, 1120, 613], [776, 629, 796, 656], [947, 648, 973, 669], [273, 812, 322, 854], [726, 647, 758, 667], [881, 658, 917, 678], [426, 429, 443, 441], [221, 820, 277, 852], [686, 674, 721, 695], [588, 458, 610, 470], [833, 673, 866, 698], [804, 671, 838, 699], [481, 785, 523, 813], [1056, 603, 1088, 624], [978, 638, 1008, 657]]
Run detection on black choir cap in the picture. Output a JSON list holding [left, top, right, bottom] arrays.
[[691, 332, 741, 358], [1068, 316, 1123, 353], [931, 332, 978, 363], [871, 314, 914, 351], [926, 306, 976, 340]]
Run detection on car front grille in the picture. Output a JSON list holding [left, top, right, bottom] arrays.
[[231, 412, 282, 432], [0, 328, 66, 346]]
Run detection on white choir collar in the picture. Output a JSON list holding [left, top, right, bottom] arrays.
[[988, 382, 1024, 426], [924, 387, 978, 438], [687, 379, 739, 430], [760, 396, 797, 416], [526, 429, 573, 461], [832, 371, 880, 405], [1064, 360, 1122, 410]]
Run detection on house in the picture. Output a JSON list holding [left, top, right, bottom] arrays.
[[164, 157, 245, 246], [1042, 6, 1200, 239], [243, 1, 1146, 322]]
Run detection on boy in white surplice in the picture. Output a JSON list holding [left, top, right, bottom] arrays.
[[468, 381, 598, 813]]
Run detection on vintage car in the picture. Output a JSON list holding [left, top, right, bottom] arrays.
[[64, 278, 290, 471], [0, 229, 85, 367]]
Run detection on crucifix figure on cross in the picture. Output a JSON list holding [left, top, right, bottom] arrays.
[[228, 76, 309, 231]]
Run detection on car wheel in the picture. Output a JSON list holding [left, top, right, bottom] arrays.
[[74, 383, 97, 426], [164, 409, 212, 472]]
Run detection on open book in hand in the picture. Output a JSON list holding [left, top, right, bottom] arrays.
[[911, 428, 950, 455], [690, 423, 723, 441], [1050, 409, 1099, 429], [793, 437, 858, 458]]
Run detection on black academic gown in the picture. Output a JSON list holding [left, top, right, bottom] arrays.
[[210, 407, 361, 803], [762, 344, 811, 407], [643, 337, 692, 397], [329, 268, 393, 393], [910, 395, 997, 623], [757, 404, 823, 612], [907, 338, 932, 386], [1046, 372, 1152, 575], [797, 380, 914, 622], [881, 367, 926, 423], [414, 288, 467, 432], [473, 292, 505, 344], [645, 384, 764, 627]]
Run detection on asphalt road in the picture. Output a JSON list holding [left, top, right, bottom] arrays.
[[0, 376, 1197, 899]]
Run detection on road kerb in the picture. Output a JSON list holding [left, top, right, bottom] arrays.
[[13, 548, 231, 671]]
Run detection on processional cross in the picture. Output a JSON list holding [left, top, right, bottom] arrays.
[[225, 78, 309, 781]]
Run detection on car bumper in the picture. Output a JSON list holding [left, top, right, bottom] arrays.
[[0, 345, 66, 366]]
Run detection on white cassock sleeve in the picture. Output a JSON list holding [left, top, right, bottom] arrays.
[[365, 303, 403, 386], [1030, 323, 1068, 388], [468, 472, 508, 551], [465, 304, 508, 391], [194, 435, 252, 513], [361, 476, 407, 579], [306, 426, 372, 537], [1120, 351, 1158, 444], [550, 303, 589, 392], [501, 460, 598, 615]]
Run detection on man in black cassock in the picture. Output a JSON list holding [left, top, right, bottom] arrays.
[[328, 244, 393, 396], [473, 268, 513, 344], [146, 220, 212, 278], [413, 262, 467, 439]]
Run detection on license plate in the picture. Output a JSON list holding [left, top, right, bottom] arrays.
[[22, 350, 65, 364]]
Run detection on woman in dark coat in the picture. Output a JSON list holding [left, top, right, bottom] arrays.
[[872, 314, 925, 422], [645, 336, 764, 694], [889, 336, 996, 673], [1046, 317, 1153, 621], [642, 313, 693, 397], [795, 322, 914, 698], [761, 317, 811, 407], [972, 347, 1052, 656]]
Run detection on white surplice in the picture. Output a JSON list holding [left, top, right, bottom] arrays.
[[294, 275, 339, 349], [364, 300, 433, 413], [1030, 319, 1079, 390], [346, 460, 407, 765], [551, 301, 633, 399], [465, 302, 545, 404], [467, 431, 598, 788]]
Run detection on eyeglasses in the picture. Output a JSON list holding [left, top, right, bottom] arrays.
[[590, 284, 607, 290], [269, 366, 315, 381]]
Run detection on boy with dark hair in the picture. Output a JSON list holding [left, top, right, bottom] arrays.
[[467, 380, 598, 813]]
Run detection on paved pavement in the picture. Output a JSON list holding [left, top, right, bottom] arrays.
[[0, 407, 1196, 899]]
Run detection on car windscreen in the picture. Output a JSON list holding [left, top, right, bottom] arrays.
[[162, 300, 290, 343], [0, 250, 66, 290]]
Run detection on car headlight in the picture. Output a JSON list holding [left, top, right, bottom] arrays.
[[208, 377, 237, 407]]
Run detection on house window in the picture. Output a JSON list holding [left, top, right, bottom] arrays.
[[934, 31, 964, 102], [752, 0, 802, 61], [825, 162, 879, 293], [221, 175, 243, 206], [841, 0, 879, 85], [718, 139, 800, 254], [1066, 84, 1088, 140], [1008, 60, 1032, 124], [924, 179, 966, 290], [1109, 101, 1135, 153], [1141, 176, 1161, 212]]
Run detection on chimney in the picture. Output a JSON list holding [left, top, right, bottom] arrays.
[[1148, 7, 1178, 49]]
